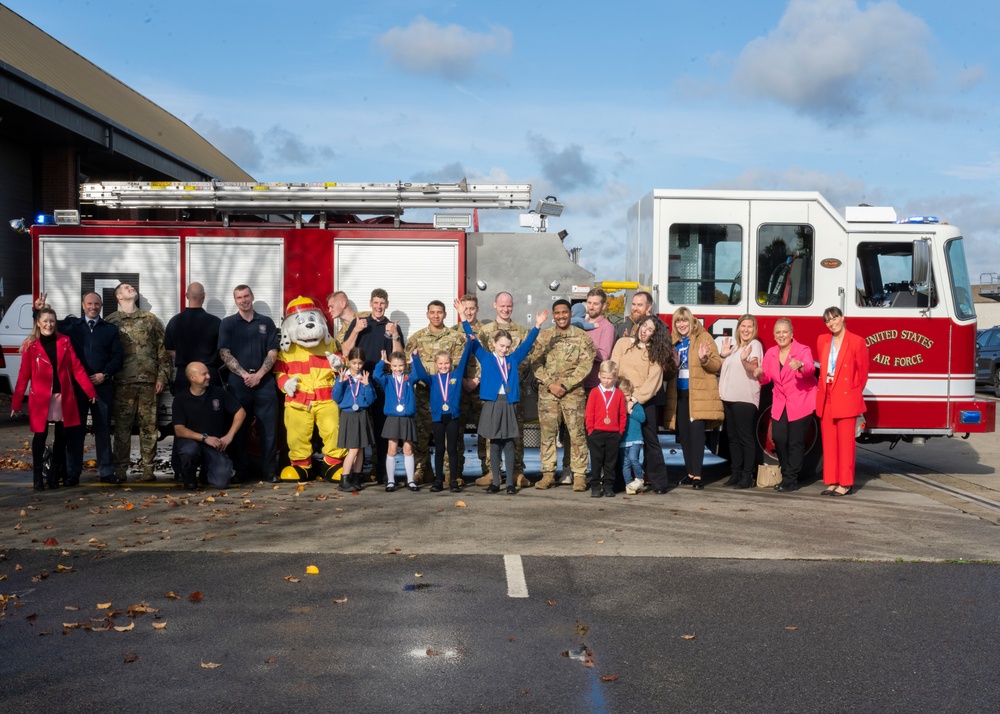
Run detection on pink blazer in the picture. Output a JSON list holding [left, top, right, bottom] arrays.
[[759, 339, 817, 421], [815, 330, 868, 419]]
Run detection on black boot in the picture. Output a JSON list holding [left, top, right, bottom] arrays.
[[723, 473, 741, 487], [32, 465, 44, 491]]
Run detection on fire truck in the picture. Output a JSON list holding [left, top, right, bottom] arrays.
[[624, 189, 995, 457], [13, 180, 595, 431]]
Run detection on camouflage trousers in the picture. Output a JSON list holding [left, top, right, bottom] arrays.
[[112, 381, 158, 478], [537, 389, 589, 475]]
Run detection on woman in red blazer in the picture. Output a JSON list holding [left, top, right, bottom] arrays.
[[12, 307, 97, 491], [815, 306, 868, 496]]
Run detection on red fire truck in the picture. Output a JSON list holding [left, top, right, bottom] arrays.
[[15, 180, 594, 431], [624, 189, 995, 456]]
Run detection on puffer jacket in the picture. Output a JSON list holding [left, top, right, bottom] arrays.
[[665, 331, 724, 428]]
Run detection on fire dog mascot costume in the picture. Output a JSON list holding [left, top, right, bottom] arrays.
[[274, 296, 348, 481]]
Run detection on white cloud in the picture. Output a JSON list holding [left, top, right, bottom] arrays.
[[732, 0, 934, 124], [943, 156, 1000, 181], [376, 16, 512, 80]]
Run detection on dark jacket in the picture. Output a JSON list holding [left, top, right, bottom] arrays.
[[59, 315, 124, 400]]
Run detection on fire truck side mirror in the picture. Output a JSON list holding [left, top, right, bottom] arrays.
[[912, 239, 931, 286]]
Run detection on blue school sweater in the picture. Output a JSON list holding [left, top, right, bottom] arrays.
[[372, 361, 417, 417], [331, 374, 375, 412], [462, 321, 539, 404], [409, 341, 473, 421]]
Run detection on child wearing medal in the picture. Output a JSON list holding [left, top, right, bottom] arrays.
[[455, 298, 547, 494], [332, 347, 375, 492], [373, 350, 419, 491], [585, 360, 627, 498], [410, 340, 474, 493]]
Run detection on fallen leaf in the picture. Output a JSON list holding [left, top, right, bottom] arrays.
[[546, 599, 557, 606], [596, 540, 604, 544], [97, 602, 112, 610], [56, 564, 74, 572], [284, 576, 301, 583], [124, 653, 140, 663], [188, 591, 203, 602], [264, 658, 277, 664], [44, 538, 59, 547], [65, 606, 80, 611], [414, 573, 423, 578], [20, 509, 26, 518], [680, 634, 696, 640], [454, 500, 467, 508], [426, 648, 441, 656], [601, 675, 620, 682], [331, 597, 348, 604], [785, 626, 799, 631], [152, 621, 167, 630], [62, 622, 81, 629], [114, 622, 135, 632], [296, 484, 305, 491], [200, 661, 222, 669], [509, 637, 517, 642], [15, 564, 23, 571], [165, 591, 181, 600], [407, 554, 417, 559], [305, 565, 320, 575], [520, 690, 531, 695], [204, 496, 216, 503]]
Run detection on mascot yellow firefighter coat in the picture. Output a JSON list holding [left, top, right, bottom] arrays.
[[273, 296, 348, 481]]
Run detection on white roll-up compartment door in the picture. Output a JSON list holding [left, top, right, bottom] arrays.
[[186, 237, 284, 323], [334, 239, 460, 340], [38, 234, 181, 320]]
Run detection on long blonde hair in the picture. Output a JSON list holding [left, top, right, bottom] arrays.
[[670, 306, 704, 343], [22, 306, 59, 351]]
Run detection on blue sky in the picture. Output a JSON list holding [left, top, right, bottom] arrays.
[[8, 0, 1000, 281]]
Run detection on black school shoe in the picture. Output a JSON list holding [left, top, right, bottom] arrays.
[[774, 482, 799, 492], [430, 482, 444, 492], [590, 487, 604, 498]]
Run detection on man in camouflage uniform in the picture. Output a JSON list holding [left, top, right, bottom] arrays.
[[530, 299, 596, 491], [405, 300, 466, 485], [326, 291, 369, 344], [475, 291, 531, 487], [454, 294, 488, 479], [106, 282, 172, 483]]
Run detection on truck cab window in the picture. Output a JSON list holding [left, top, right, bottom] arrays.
[[756, 224, 813, 306], [855, 242, 938, 309], [666, 223, 743, 306]]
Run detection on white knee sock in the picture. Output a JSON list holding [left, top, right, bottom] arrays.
[[404, 454, 415, 484], [385, 455, 396, 484]]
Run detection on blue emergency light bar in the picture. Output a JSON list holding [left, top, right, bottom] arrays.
[[35, 213, 55, 225], [959, 410, 983, 425], [898, 216, 940, 224]]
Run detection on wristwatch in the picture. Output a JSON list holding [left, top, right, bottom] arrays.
[[201, 433, 208, 442]]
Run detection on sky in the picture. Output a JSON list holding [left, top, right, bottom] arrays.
[[7, 0, 1000, 282]]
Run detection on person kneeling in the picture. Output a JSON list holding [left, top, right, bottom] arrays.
[[172, 362, 246, 490]]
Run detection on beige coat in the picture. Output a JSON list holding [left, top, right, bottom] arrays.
[[665, 331, 724, 428]]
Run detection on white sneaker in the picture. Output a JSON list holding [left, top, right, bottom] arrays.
[[559, 472, 573, 485], [626, 478, 643, 494]]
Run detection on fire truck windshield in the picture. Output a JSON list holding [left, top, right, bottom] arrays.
[[945, 238, 975, 320]]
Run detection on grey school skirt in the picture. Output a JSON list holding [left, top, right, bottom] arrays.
[[478, 393, 519, 440], [338, 409, 374, 449], [381, 415, 416, 442]]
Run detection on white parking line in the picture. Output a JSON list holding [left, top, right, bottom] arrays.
[[504, 554, 528, 598]]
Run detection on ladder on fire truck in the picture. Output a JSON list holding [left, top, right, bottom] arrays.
[[80, 179, 530, 226]]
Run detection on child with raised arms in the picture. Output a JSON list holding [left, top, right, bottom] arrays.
[[585, 360, 627, 498], [332, 347, 375, 492], [455, 298, 548, 494], [373, 350, 419, 492], [410, 340, 474, 493]]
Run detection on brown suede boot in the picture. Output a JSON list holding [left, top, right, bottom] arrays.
[[535, 472, 556, 489], [475, 474, 493, 487], [572, 473, 588, 492]]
